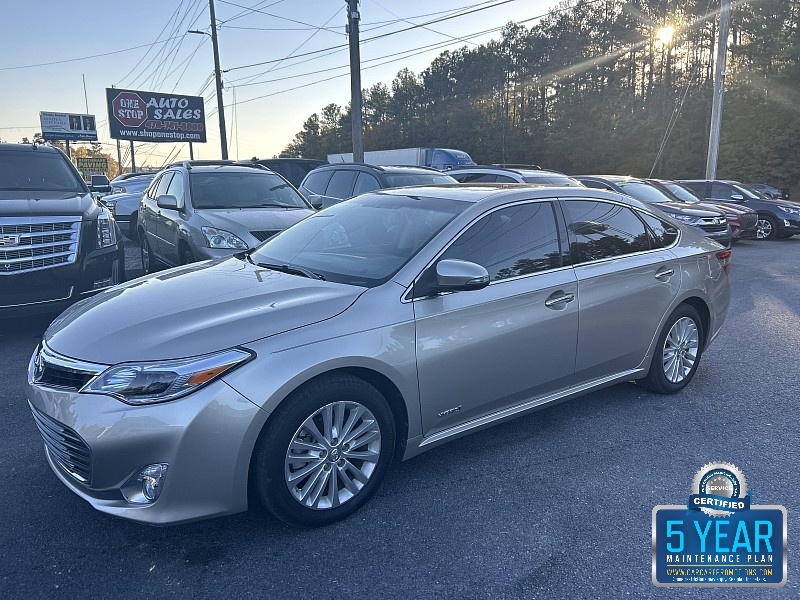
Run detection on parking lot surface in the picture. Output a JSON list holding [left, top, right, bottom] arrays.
[[1, 239, 798, 598]]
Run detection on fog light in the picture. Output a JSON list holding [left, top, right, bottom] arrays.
[[783, 219, 791, 227], [121, 463, 169, 505]]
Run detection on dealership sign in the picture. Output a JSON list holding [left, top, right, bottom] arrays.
[[106, 88, 206, 143], [39, 112, 98, 141]]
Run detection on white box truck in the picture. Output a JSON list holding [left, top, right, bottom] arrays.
[[327, 147, 475, 171]]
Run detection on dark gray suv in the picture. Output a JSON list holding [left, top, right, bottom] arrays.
[[138, 162, 314, 272], [297, 163, 457, 209]]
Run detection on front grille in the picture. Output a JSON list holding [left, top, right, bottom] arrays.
[[739, 213, 758, 229], [0, 217, 81, 275], [30, 406, 92, 483], [697, 217, 728, 233], [37, 363, 96, 390], [251, 230, 280, 242], [32, 344, 104, 392]]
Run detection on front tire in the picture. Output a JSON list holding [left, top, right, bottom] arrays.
[[756, 214, 779, 240], [639, 304, 704, 394], [140, 234, 158, 274], [252, 374, 396, 526]]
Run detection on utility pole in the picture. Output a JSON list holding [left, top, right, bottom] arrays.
[[705, 0, 731, 179], [130, 141, 136, 173], [346, 0, 364, 163], [208, 0, 228, 159]]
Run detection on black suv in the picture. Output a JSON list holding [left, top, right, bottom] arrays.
[[297, 163, 458, 209], [679, 180, 800, 240], [0, 143, 125, 316], [249, 157, 327, 188]]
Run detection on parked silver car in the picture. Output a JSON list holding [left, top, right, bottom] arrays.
[[138, 162, 314, 271], [26, 185, 730, 526]]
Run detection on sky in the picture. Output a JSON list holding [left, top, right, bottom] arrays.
[[0, 0, 555, 169]]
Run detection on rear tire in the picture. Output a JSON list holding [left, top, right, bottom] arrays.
[[251, 374, 395, 527], [639, 304, 704, 395]]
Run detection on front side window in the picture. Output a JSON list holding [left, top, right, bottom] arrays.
[[154, 172, 174, 199], [325, 170, 357, 199], [563, 200, 650, 263], [440, 202, 561, 281], [710, 183, 739, 200], [166, 173, 186, 208], [189, 171, 309, 209], [352, 172, 381, 196]]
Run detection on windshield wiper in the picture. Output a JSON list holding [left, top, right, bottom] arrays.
[[247, 255, 324, 280]]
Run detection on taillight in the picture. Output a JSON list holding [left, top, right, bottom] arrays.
[[716, 249, 731, 275]]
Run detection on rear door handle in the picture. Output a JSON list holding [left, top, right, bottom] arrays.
[[545, 292, 575, 308], [655, 268, 674, 280]]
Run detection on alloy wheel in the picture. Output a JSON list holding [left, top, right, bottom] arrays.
[[755, 218, 772, 239], [284, 401, 381, 510], [662, 317, 699, 383]]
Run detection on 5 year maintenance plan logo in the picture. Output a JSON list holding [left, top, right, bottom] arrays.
[[652, 462, 787, 587]]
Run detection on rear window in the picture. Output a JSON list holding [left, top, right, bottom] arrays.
[[0, 150, 86, 193], [521, 174, 583, 186], [190, 171, 309, 209]]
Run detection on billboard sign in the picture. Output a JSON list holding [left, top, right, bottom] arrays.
[[39, 112, 98, 141], [76, 157, 109, 175], [106, 88, 206, 143]]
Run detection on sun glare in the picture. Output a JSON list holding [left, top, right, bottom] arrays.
[[656, 26, 675, 46]]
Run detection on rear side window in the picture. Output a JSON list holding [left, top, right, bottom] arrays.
[[0, 150, 86, 193], [440, 202, 561, 281], [325, 170, 357, 199], [638, 211, 679, 248], [302, 170, 333, 195], [563, 200, 650, 263]]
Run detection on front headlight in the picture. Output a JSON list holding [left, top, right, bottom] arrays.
[[776, 205, 800, 215], [96, 210, 117, 248], [671, 214, 700, 225], [201, 226, 249, 249], [81, 348, 253, 404]]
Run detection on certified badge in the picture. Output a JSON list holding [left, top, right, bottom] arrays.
[[690, 462, 750, 517]]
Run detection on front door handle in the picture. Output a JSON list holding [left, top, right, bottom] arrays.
[[545, 292, 575, 308]]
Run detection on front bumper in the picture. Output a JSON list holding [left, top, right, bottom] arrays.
[[0, 244, 123, 316], [26, 362, 268, 525]]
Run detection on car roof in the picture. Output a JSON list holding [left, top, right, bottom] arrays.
[[313, 162, 442, 174], [0, 142, 62, 154], [376, 183, 628, 205], [449, 165, 566, 176]]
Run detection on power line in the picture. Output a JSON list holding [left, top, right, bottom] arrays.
[[1, 35, 185, 71]]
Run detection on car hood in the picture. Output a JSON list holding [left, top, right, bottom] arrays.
[[695, 200, 755, 216], [653, 201, 722, 217], [0, 191, 97, 218], [45, 257, 364, 364], [199, 207, 314, 238]]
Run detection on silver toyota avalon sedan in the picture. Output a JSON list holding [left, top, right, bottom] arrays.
[[25, 185, 731, 526]]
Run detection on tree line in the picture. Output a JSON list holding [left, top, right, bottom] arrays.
[[282, 0, 800, 189]]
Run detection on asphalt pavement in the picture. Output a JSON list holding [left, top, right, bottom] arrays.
[[1, 238, 798, 599]]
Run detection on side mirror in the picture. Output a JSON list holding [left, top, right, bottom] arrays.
[[436, 259, 490, 291], [156, 194, 178, 210], [730, 194, 745, 201], [307, 194, 323, 210]]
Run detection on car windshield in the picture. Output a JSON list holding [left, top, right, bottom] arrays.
[[521, 174, 583, 186], [613, 180, 672, 204], [382, 173, 456, 188], [0, 150, 86, 193], [248, 193, 468, 287], [662, 182, 701, 203], [733, 183, 768, 199], [190, 171, 309, 209]]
